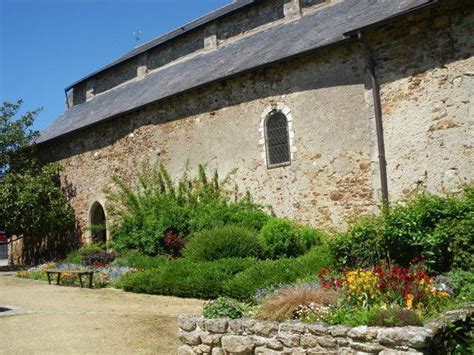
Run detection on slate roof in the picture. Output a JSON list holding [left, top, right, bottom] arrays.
[[37, 0, 434, 144], [65, 0, 256, 91]]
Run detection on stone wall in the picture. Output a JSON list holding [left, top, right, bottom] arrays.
[[177, 306, 473, 354], [40, 43, 373, 241], [367, 0, 474, 200]]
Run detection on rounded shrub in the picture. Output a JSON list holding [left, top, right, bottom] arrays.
[[297, 225, 324, 252], [182, 225, 263, 261], [259, 218, 301, 259]]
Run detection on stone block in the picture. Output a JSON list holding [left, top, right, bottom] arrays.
[[348, 326, 379, 341], [253, 321, 279, 337], [307, 349, 337, 355], [376, 327, 433, 349], [201, 332, 223, 346], [277, 332, 300, 347], [350, 341, 385, 353], [316, 336, 337, 348], [251, 335, 267, 347], [266, 338, 284, 350], [255, 347, 282, 355], [178, 315, 198, 332], [282, 347, 306, 354], [306, 323, 329, 335], [178, 345, 196, 355], [206, 319, 228, 333], [229, 319, 243, 333], [279, 322, 306, 334], [328, 325, 349, 337], [221, 335, 254, 354], [300, 334, 319, 348], [195, 344, 211, 354], [241, 319, 257, 333], [178, 330, 202, 346], [211, 348, 224, 355]]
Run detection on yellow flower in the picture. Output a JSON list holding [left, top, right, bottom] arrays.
[[406, 294, 414, 310]]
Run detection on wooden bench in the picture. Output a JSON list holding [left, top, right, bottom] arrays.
[[46, 270, 94, 288]]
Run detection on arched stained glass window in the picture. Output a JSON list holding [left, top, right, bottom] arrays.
[[265, 110, 291, 167]]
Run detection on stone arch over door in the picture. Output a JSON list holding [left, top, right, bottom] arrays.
[[88, 201, 108, 244]]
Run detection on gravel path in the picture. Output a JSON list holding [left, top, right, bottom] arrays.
[[0, 272, 203, 354]]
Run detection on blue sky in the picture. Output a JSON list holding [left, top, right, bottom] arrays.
[[0, 0, 229, 131]]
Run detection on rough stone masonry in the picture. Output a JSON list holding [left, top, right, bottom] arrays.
[[20, 0, 472, 257], [177, 305, 473, 354]]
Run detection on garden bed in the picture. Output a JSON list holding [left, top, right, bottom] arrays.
[[177, 304, 473, 354]]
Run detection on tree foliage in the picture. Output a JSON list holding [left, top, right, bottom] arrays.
[[0, 99, 40, 177], [0, 100, 76, 263], [0, 164, 75, 238]]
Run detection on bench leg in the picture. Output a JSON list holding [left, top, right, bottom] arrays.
[[79, 274, 84, 288], [56, 273, 61, 285], [89, 273, 93, 288], [47, 273, 51, 285]]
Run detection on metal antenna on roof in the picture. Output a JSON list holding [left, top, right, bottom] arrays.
[[133, 30, 143, 43]]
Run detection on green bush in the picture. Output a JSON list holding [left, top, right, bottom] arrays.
[[329, 217, 384, 269], [112, 250, 167, 269], [258, 218, 323, 259], [297, 225, 324, 252], [429, 218, 473, 272], [182, 225, 263, 261], [329, 186, 473, 272], [259, 218, 300, 259], [121, 258, 258, 299], [203, 297, 251, 319], [106, 164, 269, 256], [224, 245, 333, 300], [444, 269, 474, 301]]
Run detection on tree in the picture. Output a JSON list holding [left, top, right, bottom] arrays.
[[0, 100, 77, 264], [0, 100, 40, 178]]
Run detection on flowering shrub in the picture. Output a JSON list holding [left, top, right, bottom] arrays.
[[203, 297, 251, 319], [341, 269, 380, 308], [319, 262, 451, 311]]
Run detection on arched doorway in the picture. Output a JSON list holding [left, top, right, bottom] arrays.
[[89, 202, 107, 244]]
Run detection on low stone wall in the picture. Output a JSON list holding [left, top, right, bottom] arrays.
[[177, 306, 472, 354]]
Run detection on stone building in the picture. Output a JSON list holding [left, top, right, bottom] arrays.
[[35, 0, 473, 246]]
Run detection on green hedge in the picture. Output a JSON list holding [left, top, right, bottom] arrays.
[[224, 245, 333, 300], [120, 245, 333, 300], [121, 258, 259, 299]]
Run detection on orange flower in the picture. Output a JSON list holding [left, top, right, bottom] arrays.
[[405, 294, 414, 309]]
